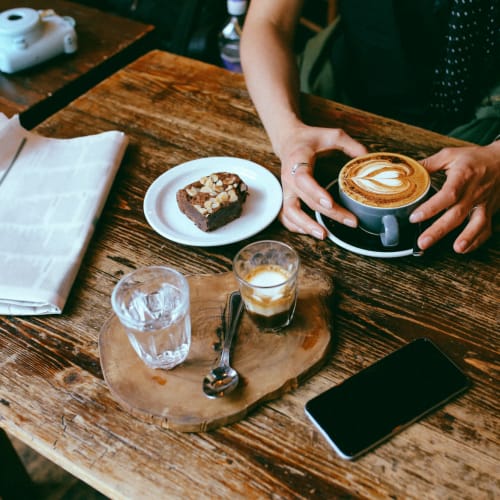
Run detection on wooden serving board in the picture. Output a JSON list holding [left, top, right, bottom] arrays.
[[99, 268, 333, 432]]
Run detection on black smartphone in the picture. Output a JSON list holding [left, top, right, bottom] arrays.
[[304, 337, 470, 460]]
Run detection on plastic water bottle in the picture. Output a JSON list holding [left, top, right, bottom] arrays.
[[218, 0, 248, 72]]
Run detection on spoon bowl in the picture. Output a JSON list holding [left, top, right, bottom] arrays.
[[203, 291, 243, 399], [202, 365, 239, 398]]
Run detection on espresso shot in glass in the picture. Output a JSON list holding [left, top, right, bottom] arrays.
[[233, 240, 300, 332]]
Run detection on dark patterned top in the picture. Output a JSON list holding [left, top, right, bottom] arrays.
[[336, 0, 499, 134]]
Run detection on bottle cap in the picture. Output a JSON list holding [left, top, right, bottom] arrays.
[[227, 0, 247, 16]]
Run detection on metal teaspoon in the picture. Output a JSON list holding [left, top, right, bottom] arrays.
[[202, 291, 243, 398]]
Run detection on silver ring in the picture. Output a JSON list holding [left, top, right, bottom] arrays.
[[291, 162, 309, 176]]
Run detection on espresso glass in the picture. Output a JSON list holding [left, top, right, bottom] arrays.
[[233, 240, 300, 332]]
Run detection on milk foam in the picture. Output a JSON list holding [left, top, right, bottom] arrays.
[[242, 265, 296, 317], [353, 162, 412, 195], [248, 269, 287, 287], [339, 153, 430, 208]]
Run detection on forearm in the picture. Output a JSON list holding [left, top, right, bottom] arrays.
[[240, 0, 304, 157]]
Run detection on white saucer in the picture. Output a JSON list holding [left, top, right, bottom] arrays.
[[144, 156, 283, 246], [315, 179, 429, 259]]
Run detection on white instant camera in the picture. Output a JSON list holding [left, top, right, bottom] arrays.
[[0, 8, 77, 73]]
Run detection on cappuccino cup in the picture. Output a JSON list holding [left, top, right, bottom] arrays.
[[233, 240, 299, 332], [338, 152, 430, 247]]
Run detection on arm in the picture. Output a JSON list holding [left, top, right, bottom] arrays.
[[240, 0, 303, 150], [241, 0, 366, 238]]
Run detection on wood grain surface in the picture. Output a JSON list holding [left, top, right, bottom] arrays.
[[100, 269, 333, 432], [0, 50, 498, 499], [0, 0, 155, 128]]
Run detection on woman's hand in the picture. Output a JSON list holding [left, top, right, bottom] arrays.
[[277, 123, 368, 238], [240, 0, 368, 239], [411, 140, 500, 253]]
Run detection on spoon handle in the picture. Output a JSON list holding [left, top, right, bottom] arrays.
[[220, 291, 243, 366]]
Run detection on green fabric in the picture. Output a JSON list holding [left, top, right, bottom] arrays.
[[298, 22, 500, 145], [448, 83, 500, 145], [297, 19, 343, 102]]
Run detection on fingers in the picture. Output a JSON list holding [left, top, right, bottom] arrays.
[[420, 148, 452, 173], [290, 162, 309, 176], [323, 128, 368, 158], [416, 205, 466, 251], [280, 194, 327, 239], [412, 144, 498, 253], [410, 173, 468, 224], [277, 125, 366, 238], [453, 205, 492, 253], [415, 180, 474, 251], [291, 166, 357, 226], [417, 202, 492, 254]]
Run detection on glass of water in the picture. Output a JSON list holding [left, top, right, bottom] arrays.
[[111, 266, 191, 370]]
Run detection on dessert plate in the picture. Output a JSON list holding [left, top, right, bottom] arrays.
[[315, 180, 437, 258], [144, 156, 282, 246]]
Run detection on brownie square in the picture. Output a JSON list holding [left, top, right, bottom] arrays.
[[176, 172, 248, 231]]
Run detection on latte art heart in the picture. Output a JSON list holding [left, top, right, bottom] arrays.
[[352, 162, 414, 195], [339, 153, 430, 208]]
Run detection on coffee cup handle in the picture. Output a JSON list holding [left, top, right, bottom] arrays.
[[380, 215, 399, 247]]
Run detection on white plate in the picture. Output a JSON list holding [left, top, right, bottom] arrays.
[[144, 157, 282, 246]]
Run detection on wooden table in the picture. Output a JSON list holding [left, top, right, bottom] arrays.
[[0, 50, 498, 499], [0, 0, 155, 128]]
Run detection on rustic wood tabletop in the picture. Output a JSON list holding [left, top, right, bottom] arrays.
[[0, 50, 498, 499], [0, 0, 154, 128]]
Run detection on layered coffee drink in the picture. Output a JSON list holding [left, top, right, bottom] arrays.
[[233, 240, 300, 332], [339, 153, 430, 208], [239, 264, 297, 331]]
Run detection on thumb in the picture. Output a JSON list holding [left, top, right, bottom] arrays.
[[317, 128, 368, 158], [336, 135, 368, 158], [421, 149, 450, 174]]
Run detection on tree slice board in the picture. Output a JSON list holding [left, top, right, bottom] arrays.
[[99, 268, 333, 432]]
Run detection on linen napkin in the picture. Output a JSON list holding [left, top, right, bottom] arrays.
[[0, 114, 128, 315]]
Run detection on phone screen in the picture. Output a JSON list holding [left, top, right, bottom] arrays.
[[304, 338, 470, 460]]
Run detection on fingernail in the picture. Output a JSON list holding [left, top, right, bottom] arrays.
[[343, 218, 357, 228], [410, 211, 423, 223], [455, 240, 468, 253], [312, 229, 324, 239], [419, 235, 433, 249], [320, 197, 332, 209]]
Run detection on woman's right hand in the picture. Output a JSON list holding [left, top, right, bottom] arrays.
[[277, 122, 368, 238], [240, 0, 367, 238]]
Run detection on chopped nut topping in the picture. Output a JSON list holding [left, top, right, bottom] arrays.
[[179, 171, 247, 221], [228, 189, 238, 202], [216, 191, 229, 203]]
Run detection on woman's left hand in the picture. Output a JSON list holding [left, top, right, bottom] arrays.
[[410, 140, 500, 253]]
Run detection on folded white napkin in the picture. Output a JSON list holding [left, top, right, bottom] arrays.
[[0, 114, 128, 315]]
